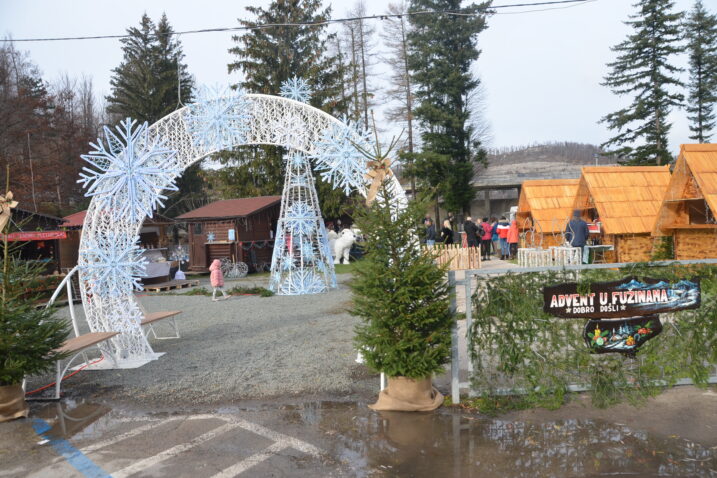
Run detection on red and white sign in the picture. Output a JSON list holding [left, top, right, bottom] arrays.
[[1, 231, 67, 241]]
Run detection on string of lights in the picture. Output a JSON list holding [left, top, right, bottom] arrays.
[[2, 0, 595, 43]]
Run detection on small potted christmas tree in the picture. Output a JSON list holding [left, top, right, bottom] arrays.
[[351, 183, 453, 411], [0, 191, 69, 422]]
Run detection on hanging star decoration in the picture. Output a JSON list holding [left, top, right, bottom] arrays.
[[207, 232, 216, 243], [80, 232, 147, 297], [186, 85, 252, 151], [280, 76, 312, 103], [312, 120, 373, 195], [0, 191, 18, 233], [78, 118, 180, 222]]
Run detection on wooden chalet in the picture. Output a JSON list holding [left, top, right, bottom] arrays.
[[3, 207, 67, 274], [176, 196, 281, 271], [516, 179, 580, 248], [573, 166, 671, 263], [60, 210, 175, 270], [653, 144, 717, 259]]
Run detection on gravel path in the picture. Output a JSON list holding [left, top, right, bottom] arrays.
[[27, 273, 379, 406]]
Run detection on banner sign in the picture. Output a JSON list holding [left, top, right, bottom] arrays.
[[0, 231, 67, 241], [543, 276, 700, 319], [583, 315, 662, 355]]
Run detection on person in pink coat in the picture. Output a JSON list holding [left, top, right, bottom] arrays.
[[209, 259, 229, 301]]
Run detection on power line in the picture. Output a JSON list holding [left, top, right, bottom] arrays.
[[2, 0, 594, 43]]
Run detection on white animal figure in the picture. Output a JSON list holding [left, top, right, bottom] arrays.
[[334, 228, 356, 264], [327, 229, 339, 262]]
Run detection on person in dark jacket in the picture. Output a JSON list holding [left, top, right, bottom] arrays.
[[463, 217, 479, 248], [565, 210, 589, 259], [425, 218, 436, 247], [440, 219, 454, 244]]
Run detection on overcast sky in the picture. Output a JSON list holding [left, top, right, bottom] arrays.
[[0, 0, 701, 152]]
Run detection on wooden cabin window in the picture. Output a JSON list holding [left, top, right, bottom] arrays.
[[685, 199, 716, 225], [193, 223, 202, 234]]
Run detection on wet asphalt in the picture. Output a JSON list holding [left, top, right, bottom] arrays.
[[2, 386, 717, 478]]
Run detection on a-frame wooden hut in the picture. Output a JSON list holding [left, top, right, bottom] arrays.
[[572, 166, 671, 263], [516, 179, 580, 248], [653, 144, 717, 259]]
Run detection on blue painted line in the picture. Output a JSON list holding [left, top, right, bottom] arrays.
[[32, 418, 111, 478]]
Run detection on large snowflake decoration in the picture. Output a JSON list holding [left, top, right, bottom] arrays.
[[300, 241, 316, 262], [272, 113, 307, 149], [186, 85, 251, 151], [279, 270, 327, 295], [280, 76, 312, 103], [79, 232, 147, 297], [312, 120, 373, 195], [285, 201, 317, 236], [78, 118, 179, 222]]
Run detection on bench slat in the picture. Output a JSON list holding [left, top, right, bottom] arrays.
[[141, 310, 182, 326], [55, 332, 118, 355]]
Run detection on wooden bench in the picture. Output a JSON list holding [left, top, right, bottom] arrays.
[[27, 331, 118, 401], [141, 310, 182, 340]]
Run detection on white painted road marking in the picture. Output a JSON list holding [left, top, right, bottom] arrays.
[[110, 422, 245, 478], [40, 413, 325, 478], [210, 442, 288, 478]]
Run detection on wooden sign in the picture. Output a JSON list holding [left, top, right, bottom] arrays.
[[543, 276, 700, 319], [583, 315, 662, 355]]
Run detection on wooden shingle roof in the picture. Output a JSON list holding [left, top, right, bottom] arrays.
[[517, 179, 580, 233], [653, 144, 717, 235], [176, 196, 281, 220], [573, 166, 671, 235]]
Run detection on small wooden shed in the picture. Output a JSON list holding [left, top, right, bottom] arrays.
[[60, 210, 175, 270], [653, 144, 717, 259], [572, 166, 671, 263], [516, 179, 580, 248], [177, 196, 281, 271]]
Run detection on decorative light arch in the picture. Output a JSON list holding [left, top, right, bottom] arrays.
[[77, 90, 407, 368]]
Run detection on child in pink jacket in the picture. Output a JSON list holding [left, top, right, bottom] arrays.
[[209, 259, 229, 301]]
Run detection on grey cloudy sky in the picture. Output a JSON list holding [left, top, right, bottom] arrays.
[[0, 0, 701, 152]]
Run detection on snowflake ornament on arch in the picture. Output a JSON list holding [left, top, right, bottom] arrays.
[[312, 120, 373, 195], [78, 118, 180, 222], [79, 232, 147, 297], [280, 76, 312, 103], [186, 85, 252, 151], [285, 201, 317, 236]]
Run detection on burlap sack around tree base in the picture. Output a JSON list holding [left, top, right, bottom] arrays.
[[0, 384, 29, 423], [369, 376, 444, 412]]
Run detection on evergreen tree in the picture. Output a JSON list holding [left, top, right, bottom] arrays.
[[685, 0, 717, 143], [600, 0, 684, 165], [107, 13, 200, 215], [351, 183, 452, 379], [225, 0, 348, 217], [107, 13, 194, 124], [407, 0, 490, 215]]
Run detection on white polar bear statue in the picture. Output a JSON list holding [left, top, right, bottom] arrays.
[[327, 229, 339, 262], [334, 228, 356, 264]]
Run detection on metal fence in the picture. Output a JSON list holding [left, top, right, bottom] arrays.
[[448, 258, 717, 404]]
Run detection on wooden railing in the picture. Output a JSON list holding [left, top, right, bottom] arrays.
[[423, 244, 482, 270]]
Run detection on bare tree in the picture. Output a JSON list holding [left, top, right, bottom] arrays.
[[381, 1, 417, 195], [343, 0, 376, 129]]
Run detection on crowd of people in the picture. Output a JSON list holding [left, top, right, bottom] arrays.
[[423, 214, 520, 261]]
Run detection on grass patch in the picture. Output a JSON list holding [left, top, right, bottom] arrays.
[[445, 393, 565, 416], [163, 285, 274, 297]]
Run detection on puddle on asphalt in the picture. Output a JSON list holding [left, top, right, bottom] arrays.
[[29, 400, 717, 477]]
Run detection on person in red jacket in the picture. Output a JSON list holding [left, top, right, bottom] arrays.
[[507, 219, 520, 259], [496, 216, 510, 260], [480, 217, 492, 261]]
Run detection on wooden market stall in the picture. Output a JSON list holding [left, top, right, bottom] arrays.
[[572, 165, 671, 263], [3, 207, 66, 275], [516, 179, 580, 248], [176, 196, 281, 272], [60, 210, 176, 275], [653, 144, 717, 259]]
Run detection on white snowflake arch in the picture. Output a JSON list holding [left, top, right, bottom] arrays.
[[77, 92, 407, 368]]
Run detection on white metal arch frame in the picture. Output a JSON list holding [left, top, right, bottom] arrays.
[[78, 92, 407, 368]]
